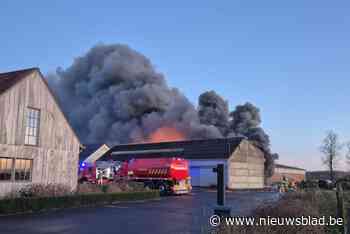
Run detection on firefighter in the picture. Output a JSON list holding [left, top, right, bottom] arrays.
[[279, 176, 288, 193]]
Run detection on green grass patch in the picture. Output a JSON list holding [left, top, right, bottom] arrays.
[[0, 191, 159, 215]]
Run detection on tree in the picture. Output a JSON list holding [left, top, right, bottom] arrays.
[[346, 142, 350, 169], [320, 130, 343, 182]]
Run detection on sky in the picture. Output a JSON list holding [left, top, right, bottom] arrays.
[[1, 1, 350, 171]]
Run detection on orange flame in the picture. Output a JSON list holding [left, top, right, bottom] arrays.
[[146, 126, 186, 143]]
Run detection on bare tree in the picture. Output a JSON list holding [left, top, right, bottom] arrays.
[[345, 142, 350, 169], [320, 130, 342, 182]]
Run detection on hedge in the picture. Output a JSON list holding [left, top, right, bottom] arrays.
[[0, 191, 159, 215]]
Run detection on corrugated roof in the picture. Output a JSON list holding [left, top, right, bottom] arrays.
[[0, 67, 38, 95], [101, 137, 246, 161]]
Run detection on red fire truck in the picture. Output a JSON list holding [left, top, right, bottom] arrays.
[[79, 157, 192, 195], [116, 157, 192, 194]]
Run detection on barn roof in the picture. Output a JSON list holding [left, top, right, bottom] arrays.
[[276, 164, 305, 171], [101, 137, 247, 161], [0, 67, 38, 95]]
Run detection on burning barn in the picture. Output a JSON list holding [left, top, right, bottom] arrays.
[[101, 137, 266, 189]]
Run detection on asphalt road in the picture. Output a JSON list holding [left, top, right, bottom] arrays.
[[0, 189, 280, 234]]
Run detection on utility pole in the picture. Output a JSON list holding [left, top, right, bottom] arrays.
[[213, 164, 231, 216]]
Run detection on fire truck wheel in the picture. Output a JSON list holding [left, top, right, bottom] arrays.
[[158, 183, 168, 195], [159, 184, 165, 191], [144, 182, 153, 190]]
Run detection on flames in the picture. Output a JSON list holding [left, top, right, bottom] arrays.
[[146, 126, 186, 143]]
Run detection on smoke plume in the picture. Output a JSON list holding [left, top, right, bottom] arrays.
[[198, 91, 230, 136], [48, 43, 277, 176], [48, 44, 222, 145], [229, 103, 278, 176]]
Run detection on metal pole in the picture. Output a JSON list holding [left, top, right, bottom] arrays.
[[346, 207, 350, 234], [217, 164, 225, 206], [213, 163, 231, 216]]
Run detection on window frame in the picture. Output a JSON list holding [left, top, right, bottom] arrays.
[[0, 157, 33, 183], [24, 107, 41, 147], [0, 157, 14, 182], [14, 158, 33, 182]]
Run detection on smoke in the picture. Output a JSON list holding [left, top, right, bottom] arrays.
[[48, 43, 276, 176], [196, 96, 277, 176], [229, 103, 278, 177], [229, 102, 261, 135], [198, 91, 230, 136], [48, 43, 222, 145]]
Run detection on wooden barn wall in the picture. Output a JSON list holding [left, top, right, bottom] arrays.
[[0, 72, 80, 197], [228, 140, 265, 189]]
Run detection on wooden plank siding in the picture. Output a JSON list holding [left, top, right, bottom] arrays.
[[0, 70, 80, 197]]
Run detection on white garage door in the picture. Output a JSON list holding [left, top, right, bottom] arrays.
[[190, 167, 200, 186], [190, 166, 217, 187]]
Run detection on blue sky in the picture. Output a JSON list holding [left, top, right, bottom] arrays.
[[1, 1, 350, 170]]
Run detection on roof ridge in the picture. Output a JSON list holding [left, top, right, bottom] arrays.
[[0, 67, 39, 76], [0, 67, 39, 96]]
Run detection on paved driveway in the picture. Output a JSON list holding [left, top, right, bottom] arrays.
[[0, 189, 280, 234]]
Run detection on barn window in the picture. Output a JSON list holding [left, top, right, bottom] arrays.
[[14, 159, 32, 181], [24, 107, 40, 146], [0, 158, 13, 181]]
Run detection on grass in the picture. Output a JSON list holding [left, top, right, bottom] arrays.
[[213, 190, 347, 234], [0, 190, 160, 215]]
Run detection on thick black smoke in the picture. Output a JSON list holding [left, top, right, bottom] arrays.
[[197, 94, 277, 176], [48, 44, 222, 145], [229, 103, 278, 177], [230, 102, 261, 134], [198, 91, 230, 136], [48, 43, 276, 177]]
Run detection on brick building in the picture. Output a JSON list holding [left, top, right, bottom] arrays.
[[268, 163, 306, 184]]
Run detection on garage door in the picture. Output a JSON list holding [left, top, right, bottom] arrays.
[[190, 167, 200, 186], [190, 166, 216, 187]]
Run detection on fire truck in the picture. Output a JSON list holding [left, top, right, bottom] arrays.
[[116, 157, 192, 194], [79, 157, 192, 195], [78, 161, 120, 184]]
